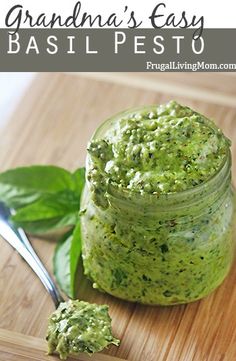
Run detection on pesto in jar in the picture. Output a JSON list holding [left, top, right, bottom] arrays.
[[87, 101, 229, 195], [81, 101, 235, 305], [46, 300, 120, 360]]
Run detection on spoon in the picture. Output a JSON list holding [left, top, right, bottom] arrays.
[[0, 201, 64, 308]]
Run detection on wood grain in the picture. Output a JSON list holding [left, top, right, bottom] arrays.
[[0, 73, 236, 361], [0, 328, 125, 361], [70, 72, 236, 107]]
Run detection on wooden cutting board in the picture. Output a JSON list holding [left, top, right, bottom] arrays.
[[0, 72, 236, 361]]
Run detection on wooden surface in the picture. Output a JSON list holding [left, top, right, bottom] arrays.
[[0, 72, 236, 361], [0, 328, 123, 361]]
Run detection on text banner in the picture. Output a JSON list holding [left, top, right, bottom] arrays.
[[0, 29, 235, 72]]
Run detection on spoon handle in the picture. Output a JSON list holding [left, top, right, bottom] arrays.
[[0, 203, 64, 308]]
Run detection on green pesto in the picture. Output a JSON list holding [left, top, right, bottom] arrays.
[[81, 101, 235, 305], [87, 101, 230, 195], [46, 300, 120, 360]]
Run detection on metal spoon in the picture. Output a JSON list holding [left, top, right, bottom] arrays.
[[0, 201, 64, 308]]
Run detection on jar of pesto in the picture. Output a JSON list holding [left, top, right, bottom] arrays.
[[81, 101, 235, 305]]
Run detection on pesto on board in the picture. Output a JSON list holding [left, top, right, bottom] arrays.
[[46, 300, 120, 360]]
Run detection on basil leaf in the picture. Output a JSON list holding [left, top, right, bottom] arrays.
[[0, 165, 76, 208], [53, 220, 82, 298], [11, 191, 79, 222], [12, 214, 77, 234], [0, 164, 85, 297], [69, 220, 82, 296], [10, 190, 80, 234], [0, 165, 86, 235], [53, 230, 72, 297], [73, 167, 86, 196]]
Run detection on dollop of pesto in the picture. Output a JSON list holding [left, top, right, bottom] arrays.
[[88, 101, 230, 194], [46, 300, 120, 360]]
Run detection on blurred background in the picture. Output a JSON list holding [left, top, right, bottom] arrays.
[[0, 73, 36, 127]]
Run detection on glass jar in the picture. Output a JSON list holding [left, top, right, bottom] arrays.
[[80, 109, 235, 305]]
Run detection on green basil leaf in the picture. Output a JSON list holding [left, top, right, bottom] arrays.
[[10, 190, 80, 234], [53, 230, 73, 297], [53, 220, 82, 298], [11, 192, 79, 222], [73, 167, 86, 196], [0, 165, 85, 237], [70, 219, 82, 296], [12, 214, 76, 234], [0, 165, 76, 208]]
